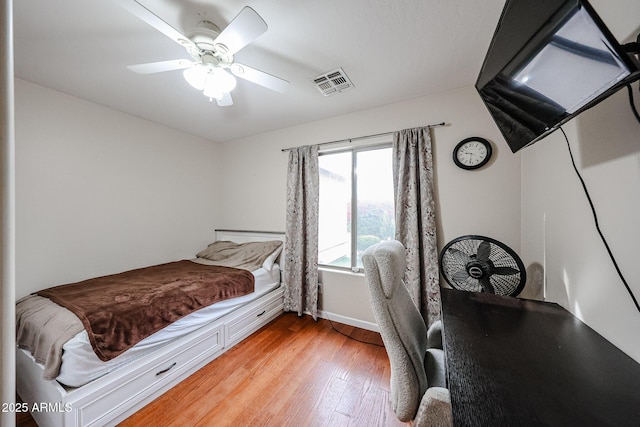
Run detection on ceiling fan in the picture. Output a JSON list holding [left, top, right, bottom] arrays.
[[114, 1, 290, 106]]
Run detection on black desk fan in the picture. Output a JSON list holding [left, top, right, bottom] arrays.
[[440, 235, 526, 297]]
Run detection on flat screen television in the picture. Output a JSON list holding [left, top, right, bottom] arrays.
[[476, 0, 640, 153]]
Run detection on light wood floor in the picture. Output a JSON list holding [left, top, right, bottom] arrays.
[[19, 313, 407, 427]]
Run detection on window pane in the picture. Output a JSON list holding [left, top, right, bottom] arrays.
[[355, 147, 395, 268], [318, 152, 352, 267]]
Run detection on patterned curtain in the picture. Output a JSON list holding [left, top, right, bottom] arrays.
[[284, 145, 320, 320], [392, 127, 441, 327]]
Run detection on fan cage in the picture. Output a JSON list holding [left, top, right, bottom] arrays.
[[440, 235, 526, 297]]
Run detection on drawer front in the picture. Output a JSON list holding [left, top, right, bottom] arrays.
[[225, 293, 283, 346], [72, 324, 224, 427]]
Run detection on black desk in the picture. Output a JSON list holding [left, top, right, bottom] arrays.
[[441, 288, 640, 427]]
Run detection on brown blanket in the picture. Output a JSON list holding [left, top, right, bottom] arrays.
[[36, 261, 254, 362]]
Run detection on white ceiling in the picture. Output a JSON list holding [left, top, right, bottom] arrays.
[[13, 0, 505, 143]]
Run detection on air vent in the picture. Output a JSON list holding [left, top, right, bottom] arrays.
[[313, 68, 354, 96]]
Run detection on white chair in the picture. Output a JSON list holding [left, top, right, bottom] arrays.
[[362, 240, 452, 427]]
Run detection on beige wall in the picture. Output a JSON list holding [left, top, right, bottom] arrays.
[[15, 79, 223, 298], [219, 85, 522, 327]]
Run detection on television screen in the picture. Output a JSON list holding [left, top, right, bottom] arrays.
[[476, 0, 640, 153]]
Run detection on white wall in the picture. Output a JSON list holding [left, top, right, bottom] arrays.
[[219, 85, 522, 327], [15, 79, 222, 298], [521, 89, 640, 363], [521, 0, 640, 364]]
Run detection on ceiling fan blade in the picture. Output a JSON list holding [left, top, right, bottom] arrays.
[[214, 7, 267, 55], [127, 59, 194, 75], [216, 92, 233, 107], [476, 240, 492, 262], [113, 0, 195, 51], [231, 63, 289, 93]]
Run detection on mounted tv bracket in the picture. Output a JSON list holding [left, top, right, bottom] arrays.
[[623, 34, 640, 127], [622, 34, 640, 55]]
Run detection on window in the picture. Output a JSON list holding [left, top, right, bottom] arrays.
[[318, 145, 395, 271]]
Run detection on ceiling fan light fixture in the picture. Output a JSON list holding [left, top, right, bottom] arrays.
[[183, 64, 207, 90], [203, 68, 237, 99]]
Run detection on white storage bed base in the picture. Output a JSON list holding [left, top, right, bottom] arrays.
[[16, 230, 285, 427]]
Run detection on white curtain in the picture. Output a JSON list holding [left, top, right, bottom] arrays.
[[284, 145, 319, 320], [392, 127, 441, 327]]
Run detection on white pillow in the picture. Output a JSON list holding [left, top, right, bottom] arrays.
[[262, 244, 283, 271]]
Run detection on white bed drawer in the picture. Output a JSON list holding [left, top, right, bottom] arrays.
[[69, 323, 224, 427], [225, 289, 283, 346]]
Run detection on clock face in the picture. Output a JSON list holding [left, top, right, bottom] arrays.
[[453, 137, 492, 170]]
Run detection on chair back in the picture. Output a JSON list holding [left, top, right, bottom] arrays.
[[362, 240, 428, 422]]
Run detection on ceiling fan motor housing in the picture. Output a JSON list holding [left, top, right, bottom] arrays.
[[186, 22, 233, 65], [187, 21, 221, 50]]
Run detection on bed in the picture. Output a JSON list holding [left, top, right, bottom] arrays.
[[16, 230, 286, 427]]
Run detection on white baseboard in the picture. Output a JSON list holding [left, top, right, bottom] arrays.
[[317, 310, 379, 332]]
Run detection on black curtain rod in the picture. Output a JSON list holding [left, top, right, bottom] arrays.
[[280, 122, 448, 152]]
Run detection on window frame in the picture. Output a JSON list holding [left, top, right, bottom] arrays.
[[318, 141, 394, 272]]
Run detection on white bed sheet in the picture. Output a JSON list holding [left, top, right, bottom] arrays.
[[55, 261, 281, 387]]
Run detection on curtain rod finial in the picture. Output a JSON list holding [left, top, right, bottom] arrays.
[[428, 122, 447, 128]]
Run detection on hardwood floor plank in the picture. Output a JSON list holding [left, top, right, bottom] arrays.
[[173, 366, 253, 425], [350, 384, 404, 427], [367, 345, 392, 390], [243, 348, 344, 426], [305, 371, 349, 427], [191, 317, 326, 426], [166, 328, 279, 404], [327, 410, 352, 427], [276, 359, 344, 427]]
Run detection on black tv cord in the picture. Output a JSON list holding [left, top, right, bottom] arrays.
[[628, 82, 640, 124], [560, 126, 640, 313]]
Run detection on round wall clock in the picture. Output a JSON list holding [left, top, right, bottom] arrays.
[[453, 137, 492, 170]]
